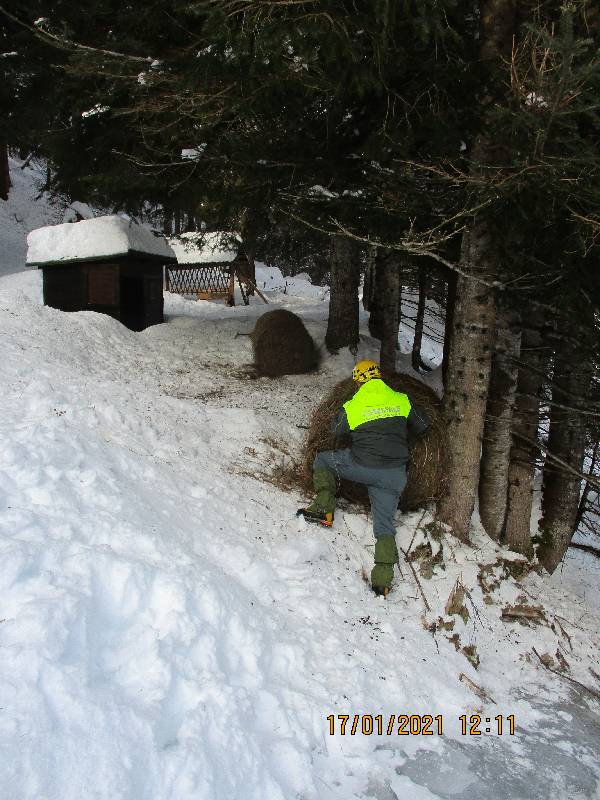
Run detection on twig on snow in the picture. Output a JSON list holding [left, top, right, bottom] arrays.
[[459, 673, 496, 704], [532, 647, 600, 702]]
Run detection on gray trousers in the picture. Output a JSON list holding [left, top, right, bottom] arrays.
[[313, 449, 407, 538]]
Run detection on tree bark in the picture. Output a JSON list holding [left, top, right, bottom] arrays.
[[363, 245, 376, 312], [436, 227, 497, 542], [538, 331, 592, 573], [504, 310, 546, 557], [478, 306, 521, 540], [325, 234, 360, 354], [367, 250, 385, 340], [412, 263, 429, 372], [442, 269, 457, 389], [0, 142, 10, 201], [378, 252, 400, 372], [436, 0, 516, 542]]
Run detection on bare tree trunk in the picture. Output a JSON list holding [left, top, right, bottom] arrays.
[[436, 0, 516, 542], [442, 269, 457, 389], [363, 245, 376, 312], [378, 252, 400, 372], [0, 142, 10, 201], [163, 208, 173, 235], [368, 250, 385, 340], [575, 441, 599, 532], [478, 306, 521, 540], [173, 209, 181, 235], [412, 264, 429, 371], [504, 310, 547, 557], [325, 234, 360, 354], [538, 331, 592, 573], [436, 227, 497, 542]]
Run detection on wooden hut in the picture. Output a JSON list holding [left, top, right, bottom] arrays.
[[26, 215, 176, 331], [167, 231, 256, 306]]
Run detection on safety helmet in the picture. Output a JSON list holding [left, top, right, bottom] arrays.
[[352, 359, 381, 383]]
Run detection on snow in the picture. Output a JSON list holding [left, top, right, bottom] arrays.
[[26, 215, 175, 266], [1, 163, 599, 798], [308, 184, 339, 198], [168, 231, 241, 264], [0, 157, 65, 277], [81, 104, 110, 118], [181, 145, 207, 160]]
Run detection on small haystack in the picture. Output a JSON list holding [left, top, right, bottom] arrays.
[[251, 309, 319, 377], [301, 372, 447, 510]]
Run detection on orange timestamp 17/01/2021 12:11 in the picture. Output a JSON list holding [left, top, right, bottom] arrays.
[[326, 714, 516, 737]]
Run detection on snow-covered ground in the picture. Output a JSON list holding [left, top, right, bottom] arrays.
[[0, 263, 599, 800], [0, 158, 67, 277]]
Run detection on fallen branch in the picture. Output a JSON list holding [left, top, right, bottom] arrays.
[[404, 509, 428, 558], [459, 673, 496, 704], [502, 604, 545, 621], [532, 647, 600, 701], [400, 546, 431, 612]]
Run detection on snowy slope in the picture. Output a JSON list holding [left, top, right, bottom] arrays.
[[0, 157, 67, 277], [0, 268, 599, 800]]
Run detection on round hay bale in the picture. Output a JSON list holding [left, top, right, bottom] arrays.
[[251, 309, 319, 377], [301, 372, 447, 510]]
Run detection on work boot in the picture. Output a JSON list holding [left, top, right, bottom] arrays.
[[371, 535, 398, 596], [296, 467, 336, 527], [296, 508, 334, 526]]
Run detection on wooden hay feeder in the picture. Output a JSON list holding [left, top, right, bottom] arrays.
[[26, 215, 176, 332], [301, 372, 448, 510], [251, 309, 319, 377], [167, 231, 256, 306]]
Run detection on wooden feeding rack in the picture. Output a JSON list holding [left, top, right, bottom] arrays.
[[167, 231, 260, 306]]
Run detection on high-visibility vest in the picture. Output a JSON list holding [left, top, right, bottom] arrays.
[[343, 379, 411, 431]]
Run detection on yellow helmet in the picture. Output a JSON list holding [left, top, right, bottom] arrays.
[[352, 359, 381, 383]]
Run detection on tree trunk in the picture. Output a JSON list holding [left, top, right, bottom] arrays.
[[478, 306, 521, 540], [325, 234, 360, 354], [363, 245, 377, 312], [538, 331, 592, 573], [163, 208, 175, 235], [0, 143, 10, 201], [442, 269, 457, 389], [436, 0, 516, 542], [436, 227, 497, 542], [368, 250, 385, 340], [411, 263, 429, 371], [378, 252, 400, 372], [504, 310, 547, 557], [575, 441, 599, 532]]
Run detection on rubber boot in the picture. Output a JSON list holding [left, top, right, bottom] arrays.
[[371, 535, 398, 596], [297, 468, 336, 526]]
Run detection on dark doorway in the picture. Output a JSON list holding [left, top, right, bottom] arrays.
[[120, 275, 145, 331]]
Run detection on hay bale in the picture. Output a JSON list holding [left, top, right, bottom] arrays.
[[251, 309, 319, 377], [301, 372, 447, 510]]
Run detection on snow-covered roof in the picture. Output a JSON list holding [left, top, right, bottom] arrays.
[[168, 231, 242, 265], [26, 215, 176, 266]]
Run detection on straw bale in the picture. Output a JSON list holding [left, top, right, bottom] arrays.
[[301, 372, 447, 510], [251, 309, 319, 377]]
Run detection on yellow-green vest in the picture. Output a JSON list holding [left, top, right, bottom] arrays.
[[343, 379, 411, 430]]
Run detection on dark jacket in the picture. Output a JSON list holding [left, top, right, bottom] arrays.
[[332, 381, 429, 468]]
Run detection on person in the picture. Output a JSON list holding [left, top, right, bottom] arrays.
[[297, 360, 429, 596]]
